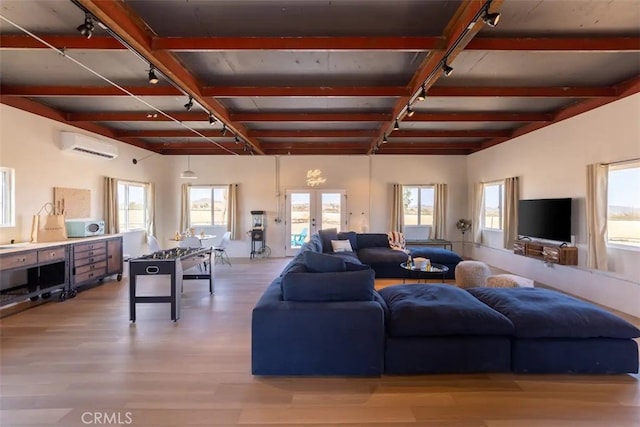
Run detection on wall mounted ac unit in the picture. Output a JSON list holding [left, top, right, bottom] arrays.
[[60, 131, 118, 160]]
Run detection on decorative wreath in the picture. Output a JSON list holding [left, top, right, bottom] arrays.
[[456, 219, 472, 232]]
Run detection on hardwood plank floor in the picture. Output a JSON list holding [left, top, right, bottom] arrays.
[[1, 257, 638, 426]]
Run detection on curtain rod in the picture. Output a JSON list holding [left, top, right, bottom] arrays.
[[602, 157, 640, 166]]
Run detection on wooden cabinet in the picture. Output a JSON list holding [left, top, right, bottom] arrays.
[[514, 239, 578, 265], [71, 236, 123, 288]]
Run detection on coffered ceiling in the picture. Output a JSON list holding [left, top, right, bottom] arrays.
[[1, 0, 639, 156]]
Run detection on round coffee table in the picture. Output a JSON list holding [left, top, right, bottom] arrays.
[[400, 262, 449, 283]]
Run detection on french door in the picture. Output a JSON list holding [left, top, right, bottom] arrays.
[[285, 189, 347, 256]]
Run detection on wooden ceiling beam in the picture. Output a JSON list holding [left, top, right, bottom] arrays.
[[0, 85, 182, 97], [204, 86, 408, 97], [467, 37, 640, 52], [76, 0, 264, 154], [389, 130, 510, 138], [405, 112, 552, 122], [4, 34, 637, 52], [231, 112, 392, 122], [249, 130, 379, 138], [67, 111, 207, 122]]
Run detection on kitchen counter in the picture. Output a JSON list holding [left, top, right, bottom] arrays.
[[0, 234, 121, 255]]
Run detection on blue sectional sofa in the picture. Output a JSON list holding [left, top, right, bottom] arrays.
[[251, 232, 640, 376]]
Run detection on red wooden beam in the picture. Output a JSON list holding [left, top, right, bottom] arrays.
[[427, 86, 616, 98], [250, 130, 378, 138], [204, 86, 409, 97], [117, 130, 233, 138], [405, 112, 553, 122], [478, 75, 640, 151], [389, 130, 511, 138], [153, 36, 445, 51], [67, 111, 206, 122], [467, 37, 640, 52], [0, 96, 155, 151], [77, 0, 263, 154], [231, 112, 392, 122]]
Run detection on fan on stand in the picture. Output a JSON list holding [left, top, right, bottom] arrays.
[[456, 219, 472, 258]]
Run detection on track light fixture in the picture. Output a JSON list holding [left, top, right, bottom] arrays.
[[382, 134, 388, 144], [76, 13, 95, 39], [406, 104, 415, 118], [442, 59, 454, 77], [482, 1, 501, 28], [221, 124, 227, 135], [417, 86, 427, 102], [148, 65, 159, 84], [208, 113, 216, 125], [184, 96, 193, 111], [234, 135, 240, 144], [393, 119, 400, 131]]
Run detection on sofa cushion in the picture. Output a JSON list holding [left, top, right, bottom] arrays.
[[338, 231, 358, 251], [409, 247, 463, 264], [468, 287, 640, 339], [279, 254, 308, 276], [330, 251, 361, 264], [318, 228, 339, 253], [379, 284, 514, 337], [357, 246, 409, 266], [303, 251, 346, 273], [356, 233, 391, 249], [281, 269, 376, 302], [331, 239, 353, 253]]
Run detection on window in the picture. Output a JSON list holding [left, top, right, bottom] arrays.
[[189, 186, 228, 226], [403, 185, 434, 226], [483, 181, 504, 230], [607, 162, 640, 247], [117, 181, 148, 232], [0, 167, 15, 227]]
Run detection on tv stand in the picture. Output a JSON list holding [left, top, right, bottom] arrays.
[[514, 239, 577, 265]]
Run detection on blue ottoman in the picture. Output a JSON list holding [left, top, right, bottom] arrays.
[[378, 284, 514, 374], [468, 287, 640, 374]]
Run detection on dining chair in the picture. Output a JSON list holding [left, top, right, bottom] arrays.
[[214, 231, 232, 266], [179, 236, 208, 272], [147, 234, 161, 253]]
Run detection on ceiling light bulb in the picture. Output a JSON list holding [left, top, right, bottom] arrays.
[[184, 96, 193, 111], [393, 119, 400, 131], [77, 14, 94, 39], [148, 66, 159, 84], [443, 63, 454, 77], [483, 11, 501, 28], [417, 86, 427, 102]]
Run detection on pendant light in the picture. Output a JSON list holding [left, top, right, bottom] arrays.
[[180, 155, 197, 179]]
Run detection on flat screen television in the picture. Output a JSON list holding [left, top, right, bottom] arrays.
[[518, 198, 572, 242]]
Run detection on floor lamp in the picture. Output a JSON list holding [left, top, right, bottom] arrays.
[[456, 219, 471, 258]]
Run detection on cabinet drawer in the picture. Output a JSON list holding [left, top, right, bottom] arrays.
[[75, 261, 107, 275], [542, 247, 560, 263], [38, 247, 66, 264], [74, 241, 106, 253], [74, 247, 106, 262], [0, 251, 38, 271], [75, 267, 106, 284]]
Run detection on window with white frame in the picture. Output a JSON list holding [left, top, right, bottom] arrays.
[[483, 181, 504, 230], [117, 181, 148, 232], [607, 161, 640, 247], [189, 185, 228, 226], [403, 185, 434, 226], [0, 167, 15, 227]]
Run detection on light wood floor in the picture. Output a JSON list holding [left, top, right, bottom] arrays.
[[1, 257, 639, 426]]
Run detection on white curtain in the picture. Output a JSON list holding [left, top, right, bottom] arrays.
[[390, 184, 404, 232], [433, 183, 447, 239], [586, 163, 609, 270], [502, 177, 519, 249], [145, 182, 156, 237], [227, 184, 239, 240], [103, 177, 119, 234], [179, 183, 190, 232], [473, 182, 484, 244]]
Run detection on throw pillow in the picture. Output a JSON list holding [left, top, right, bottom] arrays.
[[388, 231, 406, 251], [331, 239, 353, 253], [318, 228, 339, 253], [303, 250, 346, 273], [337, 231, 358, 251]]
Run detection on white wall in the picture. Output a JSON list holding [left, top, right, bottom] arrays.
[[466, 93, 640, 316]]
